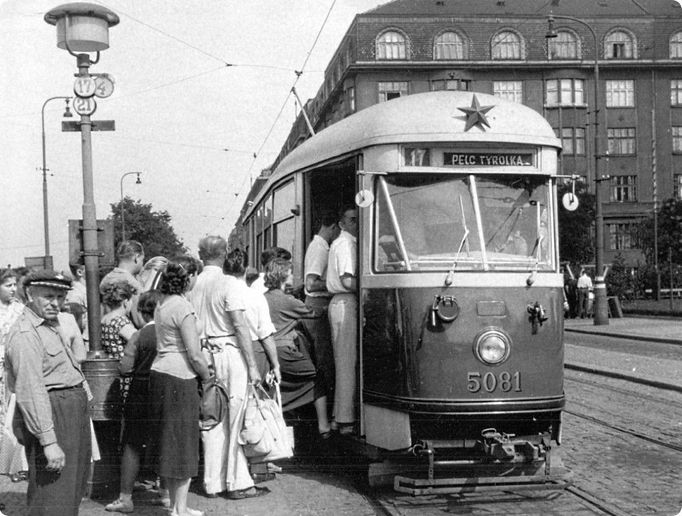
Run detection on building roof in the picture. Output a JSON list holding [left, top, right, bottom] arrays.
[[363, 0, 682, 18]]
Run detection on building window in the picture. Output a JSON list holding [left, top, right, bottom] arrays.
[[376, 30, 407, 60], [671, 32, 682, 58], [605, 30, 635, 59], [430, 79, 470, 91], [434, 31, 465, 59], [546, 79, 584, 106], [548, 30, 579, 59], [346, 86, 355, 113], [673, 127, 682, 153], [675, 174, 682, 198], [607, 128, 636, 155], [608, 223, 638, 250], [605, 80, 634, 107], [491, 30, 523, 59], [671, 80, 682, 106], [556, 127, 585, 155], [610, 175, 637, 202], [378, 81, 408, 102], [493, 81, 523, 103]]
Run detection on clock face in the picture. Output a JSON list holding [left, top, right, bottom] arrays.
[[355, 189, 374, 208], [94, 74, 115, 99], [562, 192, 579, 211]]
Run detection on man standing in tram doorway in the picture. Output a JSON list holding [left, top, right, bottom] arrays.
[[326, 206, 358, 435], [5, 271, 91, 516], [304, 211, 340, 403]]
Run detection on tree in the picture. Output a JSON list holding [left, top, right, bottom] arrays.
[[638, 198, 682, 265], [557, 182, 596, 266], [110, 197, 187, 258]]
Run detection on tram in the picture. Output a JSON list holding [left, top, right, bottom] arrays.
[[239, 91, 567, 493]]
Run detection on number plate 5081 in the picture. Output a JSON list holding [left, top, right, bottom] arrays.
[[467, 371, 521, 393]]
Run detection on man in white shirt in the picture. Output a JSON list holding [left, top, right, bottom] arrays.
[[99, 240, 145, 328], [326, 206, 358, 435], [576, 269, 593, 318], [190, 236, 268, 500], [303, 212, 339, 402]]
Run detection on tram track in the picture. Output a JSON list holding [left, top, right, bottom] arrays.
[[565, 373, 682, 408]]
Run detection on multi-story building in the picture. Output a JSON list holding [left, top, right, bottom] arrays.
[[253, 0, 682, 267]]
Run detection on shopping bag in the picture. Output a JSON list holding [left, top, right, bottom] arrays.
[[240, 384, 293, 463]]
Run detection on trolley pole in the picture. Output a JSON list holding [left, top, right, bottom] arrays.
[[548, 13, 609, 325]]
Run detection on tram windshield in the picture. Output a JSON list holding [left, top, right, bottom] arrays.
[[374, 173, 553, 272]]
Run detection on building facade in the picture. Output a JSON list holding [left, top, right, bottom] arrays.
[[259, 0, 682, 267]]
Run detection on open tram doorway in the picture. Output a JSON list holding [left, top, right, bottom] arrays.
[[303, 157, 358, 248]]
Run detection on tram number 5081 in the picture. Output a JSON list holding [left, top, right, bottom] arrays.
[[467, 371, 521, 393]]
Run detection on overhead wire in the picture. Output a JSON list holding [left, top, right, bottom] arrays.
[[209, 0, 338, 235]]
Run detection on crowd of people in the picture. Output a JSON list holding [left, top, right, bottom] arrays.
[[0, 205, 359, 516]]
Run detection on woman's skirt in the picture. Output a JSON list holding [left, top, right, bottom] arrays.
[[148, 371, 200, 479]]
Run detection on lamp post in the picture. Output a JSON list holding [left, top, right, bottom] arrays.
[[40, 96, 72, 260], [45, 3, 120, 352], [547, 14, 609, 325], [120, 172, 142, 241]]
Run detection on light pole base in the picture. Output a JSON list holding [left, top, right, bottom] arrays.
[[593, 277, 609, 326]]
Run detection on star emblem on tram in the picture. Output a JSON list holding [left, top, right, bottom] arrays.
[[457, 95, 495, 132]]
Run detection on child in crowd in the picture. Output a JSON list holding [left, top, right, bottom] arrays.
[[106, 290, 168, 513]]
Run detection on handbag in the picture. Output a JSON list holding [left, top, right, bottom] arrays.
[[199, 351, 229, 432], [240, 383, 293, 463]]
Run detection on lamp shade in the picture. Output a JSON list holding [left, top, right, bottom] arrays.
[[45, 3, 119, 52]]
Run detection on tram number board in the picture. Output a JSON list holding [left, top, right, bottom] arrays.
[[467, 371, 521, 393], [445, 152, 533, 167]]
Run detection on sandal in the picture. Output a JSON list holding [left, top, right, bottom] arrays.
[[226, 486, 270, 500]]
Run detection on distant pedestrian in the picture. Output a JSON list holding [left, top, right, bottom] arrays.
[[577, 269, 593, 318]]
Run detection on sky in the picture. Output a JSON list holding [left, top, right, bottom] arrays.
[[0, 0, 383, 270]]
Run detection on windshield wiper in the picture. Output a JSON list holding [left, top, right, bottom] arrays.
[[445, 195, 470, 286]]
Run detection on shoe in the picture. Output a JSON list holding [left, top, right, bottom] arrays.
[[319, 430, 332, 440], [226, 486, 271, 500], [252, 472, 276, 484], [105, 498, 134, 513], [337, 423, 355, 436], [266, 463, 282, 473]]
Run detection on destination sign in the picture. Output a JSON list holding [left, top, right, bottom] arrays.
[[445, 152, 533, 167]]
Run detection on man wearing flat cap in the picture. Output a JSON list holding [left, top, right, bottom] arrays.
[[4, 270, 90, 516]]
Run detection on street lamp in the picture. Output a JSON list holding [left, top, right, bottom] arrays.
[[45, 3, 120, 353], [41, 96, 72, 260], [547, 14, 609, 326], [120, 172, 142, 241]]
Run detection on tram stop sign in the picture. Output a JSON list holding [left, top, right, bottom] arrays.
[[68, 219, 115, 266]]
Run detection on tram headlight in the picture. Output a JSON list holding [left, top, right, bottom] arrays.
[[473, 328, 511, 365]]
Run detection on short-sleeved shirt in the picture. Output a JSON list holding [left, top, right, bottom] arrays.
[[101, 314, 133, 360], [152, 295, 198, 379], [326, 230, 357, 295], [99, 267, 143, 295], [304, 235, 331, 298], [238, 281, 276, 341], [189, 265, 245, 339], [5, 307, 85, 446]]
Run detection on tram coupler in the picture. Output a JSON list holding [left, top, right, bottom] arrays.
[[480, 428, 543, 462]]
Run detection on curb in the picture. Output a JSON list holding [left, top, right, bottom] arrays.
[[564, 327, 682, 346], [565, 362, 682, 393]]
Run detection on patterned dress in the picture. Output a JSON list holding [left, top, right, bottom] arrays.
[[101, 314, 134, 404], [0, 301, 24, 426]]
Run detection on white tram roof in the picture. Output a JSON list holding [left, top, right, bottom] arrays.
[[272, 91, 560, 180]]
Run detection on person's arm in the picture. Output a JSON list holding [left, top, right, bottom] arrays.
[[228, 310, 261, 385], [305, 273, 326, 294], [180, 315, 211, 382], [340, 274, 357, 292], [118, 320, 137, 342], [259, 334, 281, 383], [119, 331, 140, 375]]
